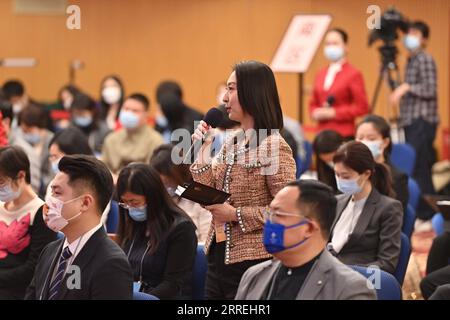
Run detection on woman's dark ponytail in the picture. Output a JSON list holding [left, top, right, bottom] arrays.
[[372, 162, 396, 198]]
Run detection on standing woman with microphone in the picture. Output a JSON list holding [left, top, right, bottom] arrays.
[[191, 60, 296, 299], [309, 28, 369, 140]]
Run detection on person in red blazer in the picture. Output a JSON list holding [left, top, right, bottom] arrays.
[[309, 28, 369, 139]]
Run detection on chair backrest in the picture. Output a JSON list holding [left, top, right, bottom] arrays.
[[402, 204, 416, 239], [432, 213, 444, 236], [106, 200, 119, 233], [391, 143, 416, 176], [407, 178, 421, 211], [295, 140, 313, 178], [350, 265, 402, 300], [192, 244, 207, 300], [393, 233, 411, 285], [133, 291, 159, 300]]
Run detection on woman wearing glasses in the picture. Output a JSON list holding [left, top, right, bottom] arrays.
[[191, 61, 296, 299], [115, 163, 197, 299]]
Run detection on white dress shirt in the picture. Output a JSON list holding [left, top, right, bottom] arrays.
[[50, 222, 103, 283], [323, 61, 344, 91], [330, 196, 367, 254]]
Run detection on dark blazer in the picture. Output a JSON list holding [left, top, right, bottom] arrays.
[[25, 227, 133, 300], [331, 188, 403, 274], [388, 162, 409, 211]]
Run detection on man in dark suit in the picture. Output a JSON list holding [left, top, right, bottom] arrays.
[[25, 155, 133, 300]]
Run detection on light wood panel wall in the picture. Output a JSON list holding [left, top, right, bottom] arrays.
[[0, 0, 448, 155]]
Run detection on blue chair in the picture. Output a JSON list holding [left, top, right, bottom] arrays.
[[192, 244, 207, 300], [391, 143, 416, 176], [350, 265, 402, 300], [432, 213, 444, 236], [106, 200, 119, 233], [402, 204, 416, 239], [407, 178, 421, 211], [133, 291, 159, 300], [393, 233, 411, 286], [295, 141, 313, 178]]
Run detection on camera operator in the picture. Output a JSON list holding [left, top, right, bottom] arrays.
[[390, 20, 438, 223]]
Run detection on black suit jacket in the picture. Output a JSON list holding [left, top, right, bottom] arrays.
[[25, 227, 133, 300], [331, 188, 403, 274]]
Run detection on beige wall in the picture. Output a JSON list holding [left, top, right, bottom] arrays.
[[0, 0, 448, 154]]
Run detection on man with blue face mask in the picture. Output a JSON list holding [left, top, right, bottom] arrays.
[[101, 93, 164, 175], [390, 20, 438, 222], [235, 180, 376, 300]]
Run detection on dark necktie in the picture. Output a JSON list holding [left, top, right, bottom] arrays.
[[48, 247, 72, 300]]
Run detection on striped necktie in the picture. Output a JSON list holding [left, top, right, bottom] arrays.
[[48, 247, 72, 300]]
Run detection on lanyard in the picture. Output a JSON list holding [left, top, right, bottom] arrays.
[[127, 235, 151, 285]]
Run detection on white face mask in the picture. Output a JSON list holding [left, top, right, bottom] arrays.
[[12, 103, 23, 115], [0, 183, 21, 202], [102, 86, 121, 105], [45, 195, 83, 232], [360, 140, 383, 159]]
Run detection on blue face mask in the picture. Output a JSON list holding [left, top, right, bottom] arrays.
[[23, 132, 41, 145], [335, 176, 362, 195], [324, 45, 344, 62], [404, 35, 421, 51], [51, 159, 61, 174], [128, 205, 147, 222], [263, 219, 310, 254], [119, 111, 140, 129], [74, 115, 93, 127]]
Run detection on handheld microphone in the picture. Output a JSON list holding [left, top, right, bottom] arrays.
[[325, 95, 335, 108], [182, 107, 224, 164]]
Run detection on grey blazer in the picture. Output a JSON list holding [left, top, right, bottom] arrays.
[[235, 250, 376, 300], [331, 188, 403, 274]]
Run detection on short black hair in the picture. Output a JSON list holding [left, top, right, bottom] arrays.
[[0, 103, 13, 122], [126, 93, 150, 111], [156, 81, 183, 103], [329, 27, 348, 44], [19, 104, 48, 128], [49, 127, 94, 156], [0, 146, 31, 184], [410, 20, 430, 39], [71, 92, 96, 112], [58, 155, 113, 213], [313, 129, 343, 154], [286, 179, 337, 238], [2, 80, 25, 100]]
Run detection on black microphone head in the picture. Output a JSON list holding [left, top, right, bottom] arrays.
[[203, 107, 224, 128], [327, 95, 335, 106]]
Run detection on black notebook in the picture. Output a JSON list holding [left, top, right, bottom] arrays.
[[175, 181, 231, 206]]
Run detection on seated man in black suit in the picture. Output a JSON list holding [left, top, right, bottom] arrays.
[[25, 155, 133, 300]]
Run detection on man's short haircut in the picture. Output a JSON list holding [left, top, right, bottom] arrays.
[[126, 93, 150, 111], [286, 179, 337, 238], [58, 155, 113, 213]]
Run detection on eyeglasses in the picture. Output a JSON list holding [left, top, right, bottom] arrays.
[[118, 202, 146, 210], [264, 207, 305, 223]]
